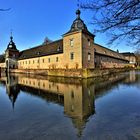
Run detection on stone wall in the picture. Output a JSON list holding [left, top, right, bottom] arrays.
[[0, 62, 5, 68], [63, 31, 82, 69], [82, 33, 95, 69], [95, 54, 127, 68], [10, 68, 128, 78], [18, 53, 64, 69]]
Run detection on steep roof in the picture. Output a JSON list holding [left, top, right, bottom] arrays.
[[6, 36, 18, 51], [19, 39, 63, 60], [121, 52, 135, 56], [0, 55, 5, 63], [94, 43, 128, 61], [64, 9, 95, 38]]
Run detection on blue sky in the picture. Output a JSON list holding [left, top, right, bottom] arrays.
[[0, 0, 134, 54]]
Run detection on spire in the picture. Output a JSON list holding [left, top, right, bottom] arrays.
[[76, 0, 81, 19], [68, 9, 88, 32], [64, 0, 95, 38], [10, 36, 13, 41], [77, 0, 80, 9], [10, 29, 13, 41], [7, 30, 17, 50], [76, 9, 81, 19]]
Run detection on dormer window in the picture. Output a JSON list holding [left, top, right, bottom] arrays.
[[70, 39, 74, 47], [57, 46, 61, 51], [37, 52, 40, 55], [13, 54, 16, 58]]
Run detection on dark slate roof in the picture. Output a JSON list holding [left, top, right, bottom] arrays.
[[0, 55, 5, 63], [19, 39, 63, 60], [7, 36, 18, 51], [121, 52, 135, 56], [94, 43, 128, 61], [64, 9, 95, 38]]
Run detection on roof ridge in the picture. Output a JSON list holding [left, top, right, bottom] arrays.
[[94, 43, 120, 54], [20, 39, 63, 53]]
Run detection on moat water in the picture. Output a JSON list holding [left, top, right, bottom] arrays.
[[0, 71, 140, 140]]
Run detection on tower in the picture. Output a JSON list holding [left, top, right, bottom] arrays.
[[63, 9, 95, 69], [5, 35, 19, 71]]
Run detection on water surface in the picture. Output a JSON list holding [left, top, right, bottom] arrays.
[[0, 71, 140, 140]]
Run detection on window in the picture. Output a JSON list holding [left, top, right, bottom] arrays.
[[13, 54, 16, 58], [70, 52, 74, 60], [88, 39, 91, 46], [33, 60, 34, 64], [38, 59, 39, 63], [42, 59, 44, 63], [57, 46, 61, 51], [37, 52, 40, 55], [88, 53, 91, 61], [48, 58, 50, 63], [71, 91, 74, 98], [71, 105, 74, 112], [95, 56, 97, 63], [56, 57, 58, 62], [70, 39, 74, 47]]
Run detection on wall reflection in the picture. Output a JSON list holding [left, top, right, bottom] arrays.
[[0, 71, 137, 136]]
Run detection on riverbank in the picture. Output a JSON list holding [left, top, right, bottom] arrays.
[[8, 68, 133, 78], [136, 66, 140, 70]]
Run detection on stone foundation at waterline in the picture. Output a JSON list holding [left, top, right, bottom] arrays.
[[10, 68, 129, 78]]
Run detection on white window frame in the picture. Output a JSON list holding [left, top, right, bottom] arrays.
[[70, 39, 74, 47]]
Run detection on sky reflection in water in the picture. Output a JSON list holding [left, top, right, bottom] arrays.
[[0, 71, 140, 140]]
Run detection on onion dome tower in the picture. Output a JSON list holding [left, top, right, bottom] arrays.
[[5, 35, 19, 59], [7, 36, 17, 50], [5, 34, 19, 71], [70, 9, 88, 31], [64, 9, 95, 38]]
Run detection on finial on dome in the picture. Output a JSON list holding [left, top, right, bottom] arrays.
[[76, 9, 81, 19], [76, 0, 81, 18], [10, 36, 13, 41], [10, 29, 13, 41], [77, 0, 80, 8]]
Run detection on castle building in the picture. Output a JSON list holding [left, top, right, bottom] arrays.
[[121, 52, 137, 67], [0, 10, 129, 78]]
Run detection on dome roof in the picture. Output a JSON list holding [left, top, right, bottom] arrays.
[[70, 9, 88, 32], [64, 9, 95, 38], [7, 36, 17, 50]]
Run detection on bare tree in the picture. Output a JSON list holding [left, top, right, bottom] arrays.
[[81, 0, 140, 47]]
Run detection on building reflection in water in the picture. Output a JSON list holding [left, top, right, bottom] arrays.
[[0, 71, 137, 136], [5, 74, 20, 109]]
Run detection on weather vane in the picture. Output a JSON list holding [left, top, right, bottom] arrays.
[[77, 0, 80, 9], [10, 29, 13, 37]]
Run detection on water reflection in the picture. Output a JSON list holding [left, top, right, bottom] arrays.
[[0, 71, 139, 139]]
